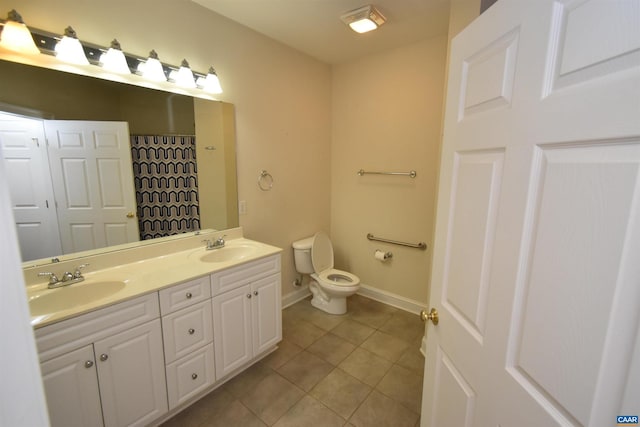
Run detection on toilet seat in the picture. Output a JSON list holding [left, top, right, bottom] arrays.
[[312, 269, 360, 291]]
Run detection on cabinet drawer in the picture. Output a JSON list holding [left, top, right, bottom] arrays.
[[36, 293, 160, 362], [211, 255, 281, 296], [159, 275, 211, 315], [166, 343, 215, 409], [162, 300, 213, 363]]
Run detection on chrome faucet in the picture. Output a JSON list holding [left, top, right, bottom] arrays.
[[203, 235, 226, 250], [38, 263, 89, 289]]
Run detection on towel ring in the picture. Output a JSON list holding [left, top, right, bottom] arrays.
[[258, 170, 273, 191]]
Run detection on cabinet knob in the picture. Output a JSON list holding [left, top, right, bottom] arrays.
[[254, 291, 259, 296], [85, 360, 94, 368], [100, 354, 108, 362], [247, 294, 252, 299], [191, 373, 198, 380], [186, 292, 193, 299], [188, 328, 195, 335]]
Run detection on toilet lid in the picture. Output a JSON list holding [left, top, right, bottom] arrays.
[[311, 231, 333, 273]]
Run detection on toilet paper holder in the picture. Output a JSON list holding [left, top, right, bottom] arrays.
[[374, 249, 393, 261]]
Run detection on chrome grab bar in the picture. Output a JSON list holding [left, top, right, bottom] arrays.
[[367, 233, 427, 250], [357, 169, 417, 178]]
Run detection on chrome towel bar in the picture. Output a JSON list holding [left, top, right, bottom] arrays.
[[357, 169, 417, 178], [367, 233, 427, 250]]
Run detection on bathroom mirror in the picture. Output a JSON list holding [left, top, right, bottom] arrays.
[[0, 58, 238, 266]]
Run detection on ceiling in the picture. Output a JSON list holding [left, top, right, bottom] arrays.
[[192, 0, 451, 64]]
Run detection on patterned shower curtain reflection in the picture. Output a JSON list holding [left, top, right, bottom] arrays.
[[130, 135, 200, 240]]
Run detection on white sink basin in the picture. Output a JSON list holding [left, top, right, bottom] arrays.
[[29, 281, 126, 316], [192, 243, 259, 263]]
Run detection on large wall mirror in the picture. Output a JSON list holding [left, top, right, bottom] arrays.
[[0, 58, 238, 266]]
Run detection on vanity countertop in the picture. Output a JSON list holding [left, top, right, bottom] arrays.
[[26, 236, 282, 328]]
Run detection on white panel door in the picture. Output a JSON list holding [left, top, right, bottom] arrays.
[[422, 1, 640, 426], [44, 120, 138, 253], [212, 285, 253, 378], [251, 274, 282, 355], [0, 114, 62, 260], [94, 319, 167, 427], [40, 344, 103, 427]]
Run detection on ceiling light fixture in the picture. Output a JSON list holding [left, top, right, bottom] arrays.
[[54, 26, 89, 65], [99, 39, 130, 74], [137, 50, 167, 82], [340, 5, 386, 34], [0, 9, 40, 54], [196, 67, 223, 94]]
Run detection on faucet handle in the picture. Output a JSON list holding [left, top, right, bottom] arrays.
[[38, 272, 59, 285], [202, 239, 213, 249], [74, 263, 89, 278]]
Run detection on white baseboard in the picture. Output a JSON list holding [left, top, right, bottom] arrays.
[[282, 286, 311, 308], [356, 283, 426, 315]]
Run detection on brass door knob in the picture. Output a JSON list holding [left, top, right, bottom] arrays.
[[126, 212, 135, 218], [420, 308, 439, 325]]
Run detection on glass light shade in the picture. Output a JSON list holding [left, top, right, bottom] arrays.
[[138, 53, 166, 82], [170, 59, 196, 88], [99, 39, 130, 74], [196, 67, 223, 94], [0, 19, 40, 55], [54, 27, 89, 65], [349, 19, 378, 33]]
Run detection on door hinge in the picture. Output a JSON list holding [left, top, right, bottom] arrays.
[[32, 137, 39, 147], [45, 200, 49, 208]]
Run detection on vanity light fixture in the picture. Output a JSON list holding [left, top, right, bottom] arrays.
[[0, 9, 40, 54], [196, 67, 223, 94], [137, 49, 167, 82], [99, 39, 130, 74], [170, 59, 197, 88], [340, 5, 386, 34], [54, 26, 90, 65]]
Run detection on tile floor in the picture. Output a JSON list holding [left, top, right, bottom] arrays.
[[161, 294, 425, 427]]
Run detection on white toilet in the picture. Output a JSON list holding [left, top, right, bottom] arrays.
[[292, 232, 360, 315]]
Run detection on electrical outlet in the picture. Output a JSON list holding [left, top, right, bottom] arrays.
[[239, 200, 247, 215]]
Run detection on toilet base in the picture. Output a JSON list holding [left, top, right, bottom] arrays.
[[309, 280, 353, 315]]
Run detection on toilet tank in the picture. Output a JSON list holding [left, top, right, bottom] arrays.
[[292, 236, 315, 274]]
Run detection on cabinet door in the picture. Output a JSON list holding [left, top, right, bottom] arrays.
[[40, 344, 103, 427], [212, 285, 252, 379], [94, 320, 167, 427], [252, 273, 282, 355]]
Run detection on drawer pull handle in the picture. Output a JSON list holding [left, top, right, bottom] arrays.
[[85, 360, 94, 368], [247, 294, 252, 299], [254, 291, 259, 296], [100, 354, 108, 362], [191, 373, 198, 380], [188, 328, 195, 335], [186, 292, 193, 299]]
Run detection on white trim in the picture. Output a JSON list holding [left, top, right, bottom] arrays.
[[356, 283, 426, 315], [282, 287, 311, 308], [420, 334, 428, 358]]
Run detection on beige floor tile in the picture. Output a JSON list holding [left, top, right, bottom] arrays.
[[199, 399, 267, 427], [160, 388, 235, 427], [273, 395, 345, 427], [331, 320, 375, 345], [277, 351, 334, 392], [361, 331, 409, 362], [307, 333, 356, 366], [240, 372, 304, 425], [223, 361, 273, 399], [349, 311, 395, 329], [306, 308, 349, 331], [262, 339, 304, 370], [283, 318, 326, 348], [378, 311, 424, 343], [349, 295, 398, 315], [349, 390, 419, 427], [376, 364, 423, 414], [283, 299, 316, 323], [338, 348, 392, 387], [396, 346, 425, 374], [310, 368, 372, 419]]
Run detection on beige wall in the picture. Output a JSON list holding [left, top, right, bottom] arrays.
[[330, 36, 448, 304], [3, 0, 332, 296]]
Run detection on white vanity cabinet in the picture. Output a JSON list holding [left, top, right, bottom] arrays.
[[211, 255, 282, 379], [36, 294, 167, 427], [159, 276, 216, 409]]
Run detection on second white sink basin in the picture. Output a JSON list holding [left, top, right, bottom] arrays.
[[190, 242, 259, 263], [29, 281, 126, 316]]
